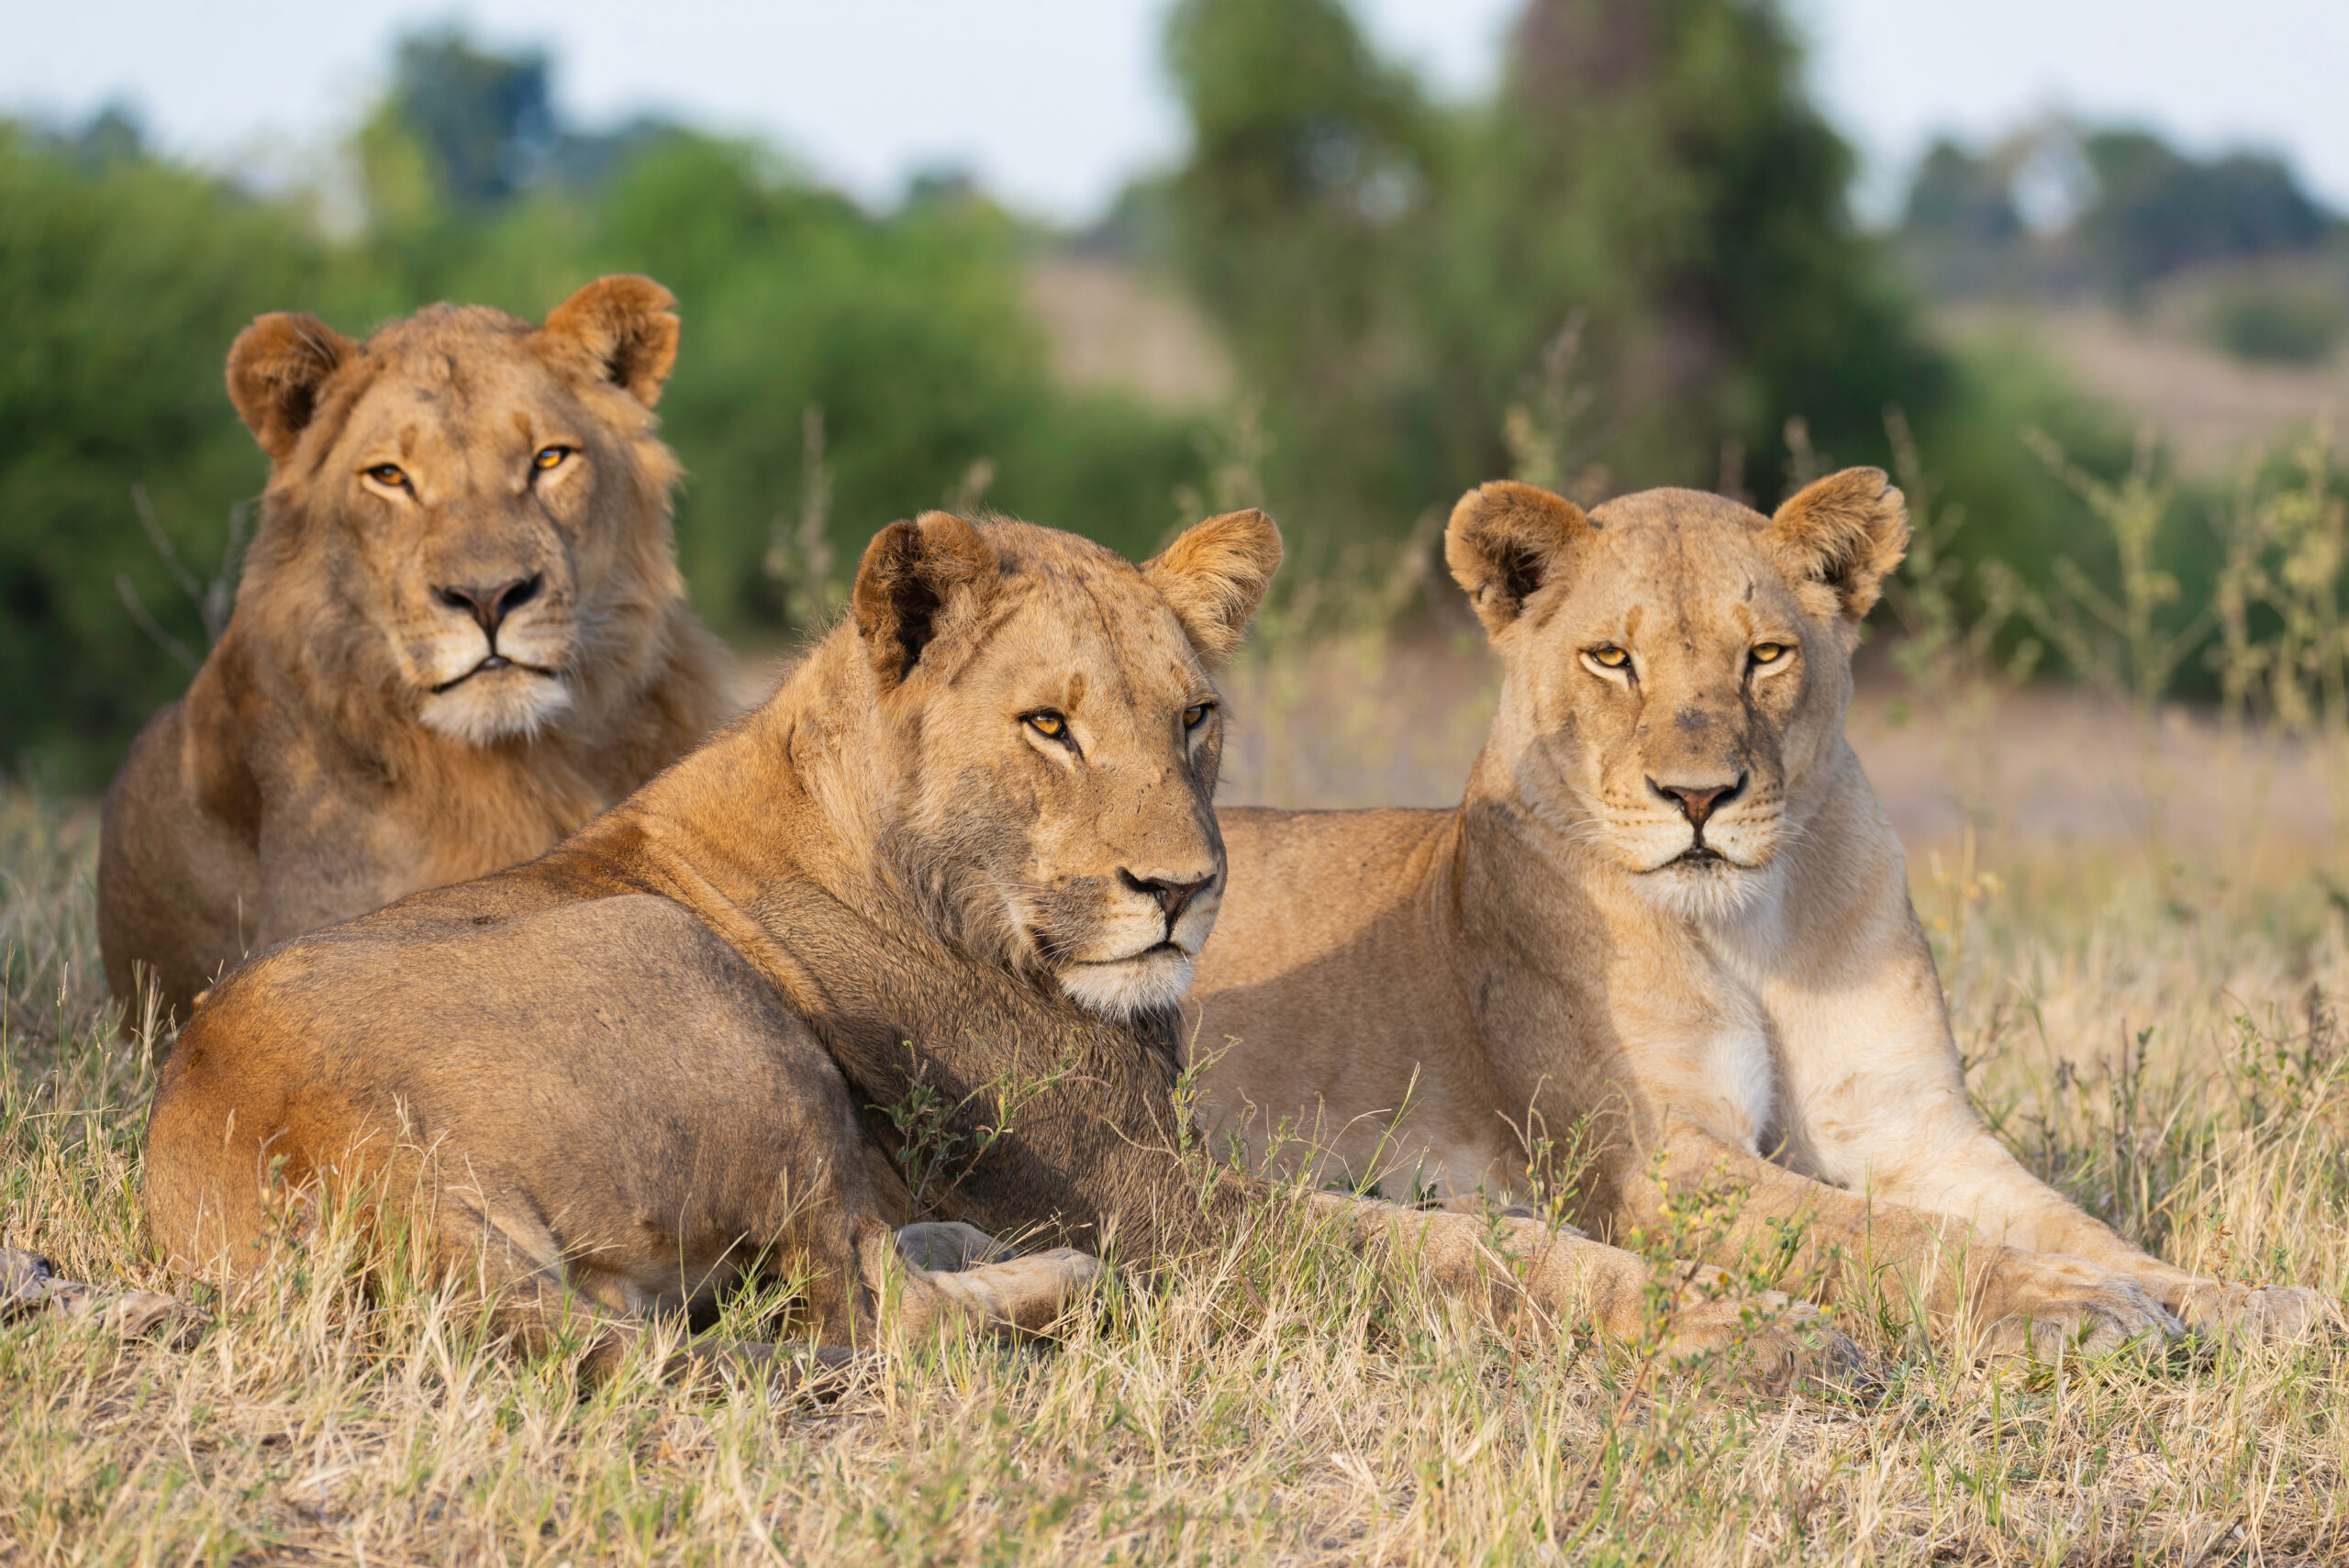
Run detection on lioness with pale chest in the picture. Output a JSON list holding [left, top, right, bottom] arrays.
[[1193, 471, 2333, 1355], [143, 507, 1853, 1384]]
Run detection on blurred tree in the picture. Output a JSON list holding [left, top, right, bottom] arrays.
[[1158, 0, 1946, 529], [1904, 139, 2023, 246], [1160, 0, 1442, 533], [1903, 123, 2338, 306], [61, 104, 145, 175], [2076, 129, 2332, 295], [1456, 0, 1944, 499], [382, 29, 556, 211], [1893, 136, 2043, 297]]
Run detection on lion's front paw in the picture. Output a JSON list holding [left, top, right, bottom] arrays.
[[1974, 1250, 2184, 1360], [1660, 1279, 1872, 1397], [2164, 1279, 2342, 1344], [932, 1247, 1106, 1337], [0, 1247, 209, 1348]]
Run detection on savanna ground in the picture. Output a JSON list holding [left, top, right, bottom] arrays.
[[6, 618, 2349, 1564]]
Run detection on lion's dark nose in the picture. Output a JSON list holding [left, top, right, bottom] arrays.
[[1650, 774, 1744, 830], [1119, 869, 1211, 921], [435, 574, 542, 640]]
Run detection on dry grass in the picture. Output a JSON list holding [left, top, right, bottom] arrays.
[[6, 659, 2349, 1564]]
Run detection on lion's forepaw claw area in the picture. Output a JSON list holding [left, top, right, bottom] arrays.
[[0, 1245, 210, 1348], [1972, 1252, 2188, 1363], [0, 1247, 53, 1316], [1979, 1307, 2177, 1363]]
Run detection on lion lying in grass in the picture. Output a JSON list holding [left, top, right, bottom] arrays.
[[99, 275, 730, 1021], [1193, 471, 2335, 1356], [139, 508, 1854, 1386]]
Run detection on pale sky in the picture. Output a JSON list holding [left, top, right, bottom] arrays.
[[5, 0, 2344, 223]]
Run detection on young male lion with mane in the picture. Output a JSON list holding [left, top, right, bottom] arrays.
[[1192, 471, 2336, 1358], [99, 276, 730, 1021], [140, 508, 1854, 1386]]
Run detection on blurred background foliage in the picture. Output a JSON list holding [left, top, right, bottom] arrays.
[[5, 0, 2346, 786]]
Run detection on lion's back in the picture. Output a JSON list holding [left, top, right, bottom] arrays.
[[1203, 806, 1455, 992], [144, 874, 827, 1271]]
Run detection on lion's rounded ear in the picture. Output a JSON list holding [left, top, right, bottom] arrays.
[[541, 274, 680, 407], [1764, 467, 1909, 622], [1142, 508, 1283, 669], [225, 314, 356, 464], [1445, 481, 1591, 636], [852, 511, 1000, 691]]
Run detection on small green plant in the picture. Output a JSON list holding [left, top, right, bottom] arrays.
[[1988, 426, 2210, 864], [2006, 424, 2208, 724], [878, 1039, 1082, 1218], [1493, 1095, 1604, 1234], [760, 405, 842, 637], [2207, 426, 2349, 832], [113, 485, 250, 674], [1502, 313, 1609, 506], [2232, 990, 2345, 1142]]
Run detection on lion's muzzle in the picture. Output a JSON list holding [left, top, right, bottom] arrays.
[[408, 565, 580, 743], [1044, 863, 1223, 1019]]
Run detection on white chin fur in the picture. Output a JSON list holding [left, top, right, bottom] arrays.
[[1058, 950, 1195, 1019], [1632, 859, 1770, 923], [419, 673, 573, 746]]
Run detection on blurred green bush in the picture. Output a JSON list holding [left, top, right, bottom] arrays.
[[2207, 284, 2345, 365], [0, 121, 326, 784]]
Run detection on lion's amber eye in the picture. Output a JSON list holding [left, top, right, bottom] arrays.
[[364, 463, 407, 489], [1183, 702, 1212, 730], [533, 446, 572, 471], [1025, 711, 1067, 740], [1750, 642, 1789, 666], [1588, 645, 1630, 669]]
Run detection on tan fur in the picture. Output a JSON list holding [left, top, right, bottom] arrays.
[[140, 511, 1854, 1385], [98, 277, 732, 1019], [1195, 473, 2333, 1355]]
